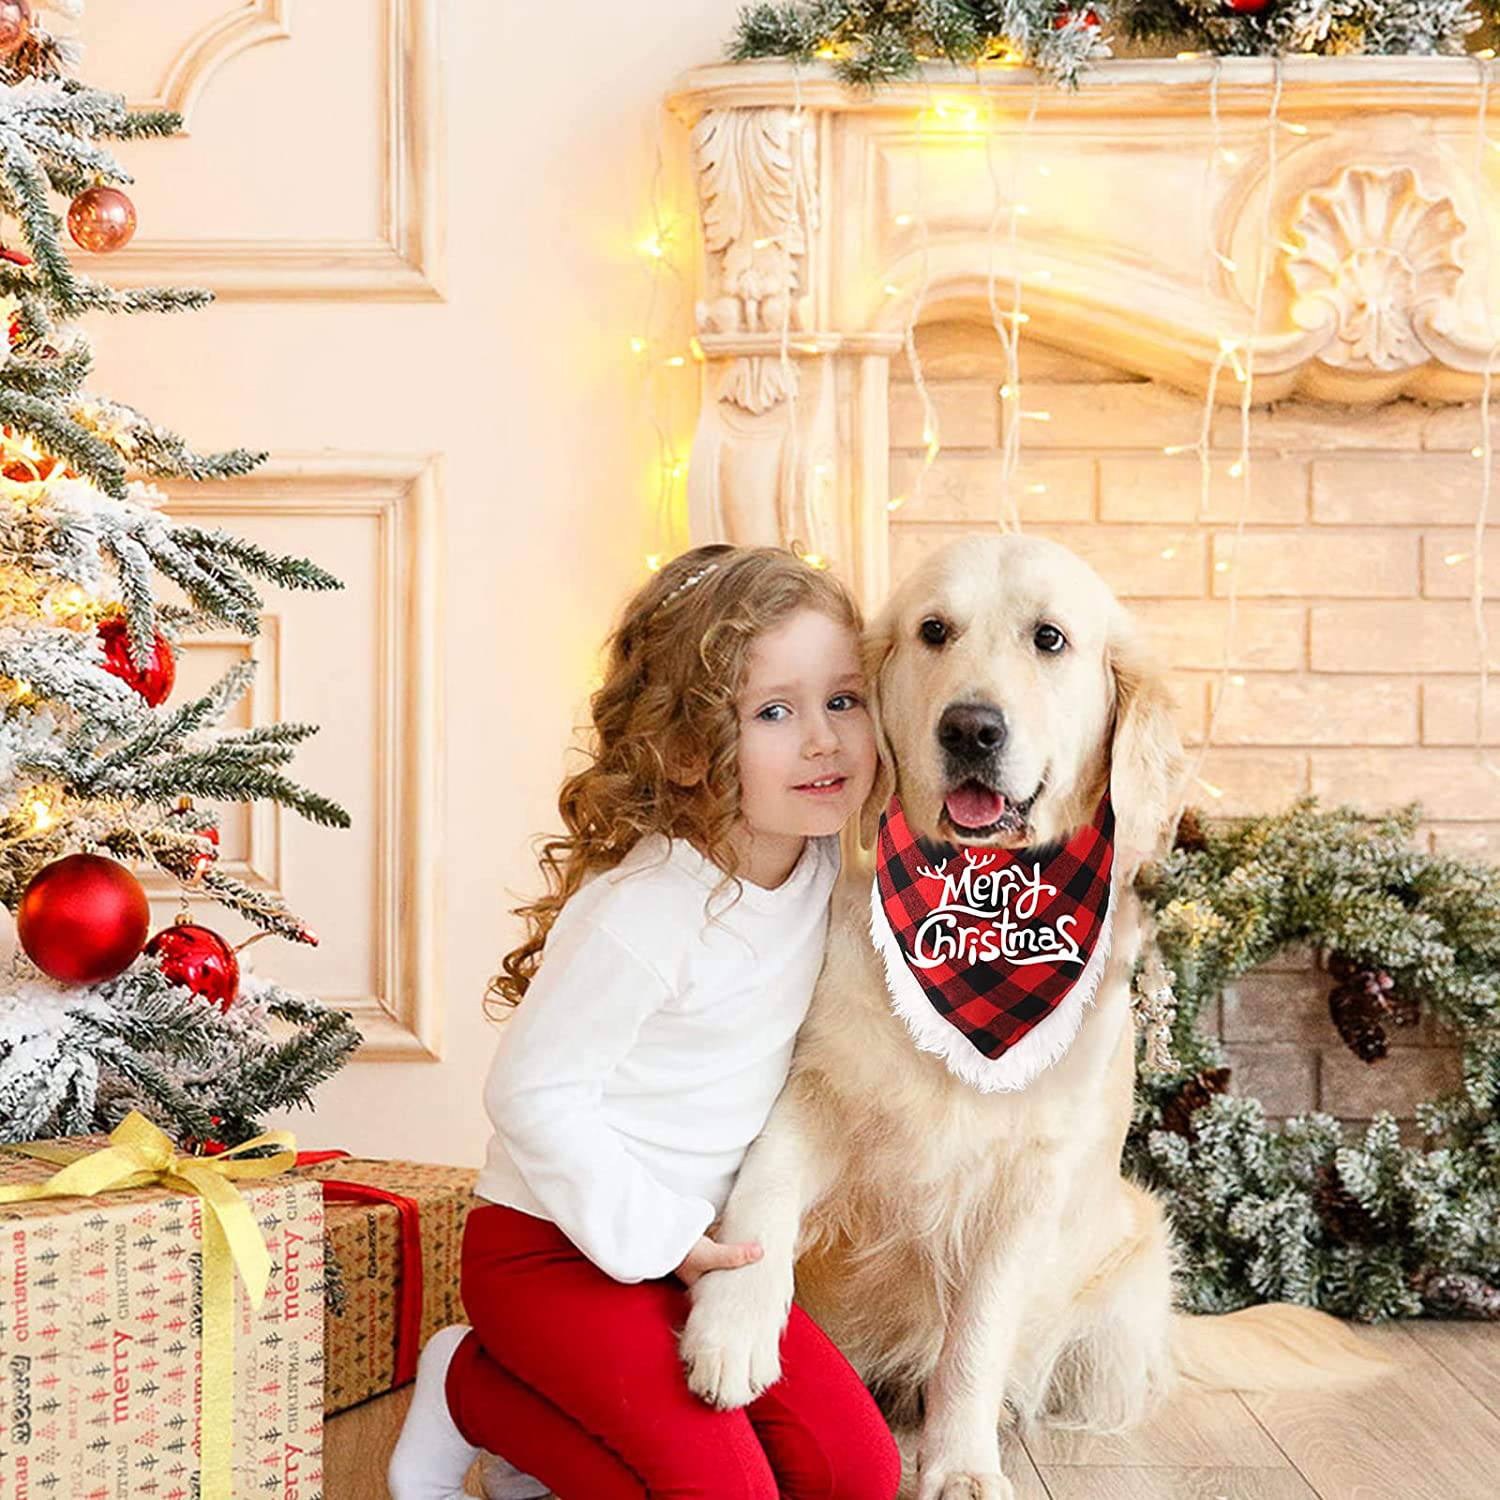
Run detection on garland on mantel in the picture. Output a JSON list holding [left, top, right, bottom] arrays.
[[730, 0, 1500, 88]]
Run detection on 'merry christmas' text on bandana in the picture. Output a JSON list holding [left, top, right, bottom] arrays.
[[869, 790, 1116, 1093]]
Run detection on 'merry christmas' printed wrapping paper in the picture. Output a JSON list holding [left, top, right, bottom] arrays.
[[0, 1139, 324, 1500]]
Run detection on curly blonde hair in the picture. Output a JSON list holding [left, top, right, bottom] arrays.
[[486, 544, 862, 1015]]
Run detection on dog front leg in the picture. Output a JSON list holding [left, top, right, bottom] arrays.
[[916, 1182, 1060, 1500], [679, 1073, 843, 1410]]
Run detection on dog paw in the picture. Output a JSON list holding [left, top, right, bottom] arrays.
[[678, 1265, 789, 1411], [917, 1475, 1014, 1500]]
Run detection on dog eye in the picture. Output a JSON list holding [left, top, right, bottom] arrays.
[[1034, 623, 1067, 654], [919, 617, 949, 647]]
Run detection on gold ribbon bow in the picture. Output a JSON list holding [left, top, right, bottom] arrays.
[[0, 1109, 298, 1500]]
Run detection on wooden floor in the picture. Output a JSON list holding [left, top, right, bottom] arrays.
[[324, 1322, 1500, 1500]]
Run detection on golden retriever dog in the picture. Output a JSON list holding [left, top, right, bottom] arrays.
[[679, 534, 1388, 1500]]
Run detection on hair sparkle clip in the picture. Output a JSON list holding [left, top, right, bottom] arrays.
[[655, 560, 720, 612]]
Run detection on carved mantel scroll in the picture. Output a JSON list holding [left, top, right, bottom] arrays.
[[666, 56, 1500, 592]]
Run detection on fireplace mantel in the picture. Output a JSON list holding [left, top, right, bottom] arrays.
[[666, 57, 1500, 598]]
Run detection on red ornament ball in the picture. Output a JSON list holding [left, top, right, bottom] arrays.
[[0, 0, 30, 60], [1224, 0, 1269, 10], [67, 185, 137, 254], [145, 920, 241, 1011], [1053, 6, 1100, 25], [18, 853, 150, 984], [97, 616, 176, 706]]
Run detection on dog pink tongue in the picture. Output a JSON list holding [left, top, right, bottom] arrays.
[[945, 784, 1006, 829]]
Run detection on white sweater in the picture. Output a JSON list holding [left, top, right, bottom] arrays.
[[477, 830, 842, 1283]]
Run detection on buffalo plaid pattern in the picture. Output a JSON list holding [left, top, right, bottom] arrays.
[[874, 790, 1116, 1062]]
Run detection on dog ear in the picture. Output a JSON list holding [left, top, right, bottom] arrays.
[[858, 611, 898, 850], [1107, 609, 1185, 875]]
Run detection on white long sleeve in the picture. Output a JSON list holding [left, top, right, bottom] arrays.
[[484, 916, 717, 1282], [476, 830, 840, 1284]]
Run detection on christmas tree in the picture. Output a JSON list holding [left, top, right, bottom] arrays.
[[0, 2, 360, 1147]]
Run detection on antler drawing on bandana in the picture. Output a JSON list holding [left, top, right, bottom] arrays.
[[963, 849, 998, 871], [914, 860, 948, 882]]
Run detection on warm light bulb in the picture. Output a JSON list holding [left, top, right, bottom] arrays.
[[23, 791, 54, 832], [1230, 675, 1246, 687], [630, 337, 647, 356], [1228, 460, 1244, 478], [884, 284, 901, 296], [1163, 445, 1190, 455], [1021, 410, 1051, 421], [1445, 551, 1470, 566], [802, 553, 828, 569], [1472, 445, 1487, 459], [1161, 547, 1177, 559], [1219, 149, 1239, 165], [1195, 777, 1224, 799], [1025, 483, 1047, 494], [1215, 561, 1230, 573], [646, 554, 663, 572], [894, 213, 914, 227], [887, 495, 906, 512], [664, 355, 687, 368]]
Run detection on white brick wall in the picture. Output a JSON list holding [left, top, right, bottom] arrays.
[[889, 322, 1482, 1124]]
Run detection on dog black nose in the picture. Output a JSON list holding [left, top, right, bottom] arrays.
[[937, 702, 1007, 762]]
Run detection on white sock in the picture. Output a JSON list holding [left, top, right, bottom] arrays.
[[386, 1324, 550, 1500], [478, 1451, 552, 1500]]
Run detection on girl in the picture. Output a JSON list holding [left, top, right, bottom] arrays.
[[387, 544, 901, 1500]]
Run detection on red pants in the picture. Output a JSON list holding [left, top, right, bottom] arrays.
[[445, 1203, 902, 1500]]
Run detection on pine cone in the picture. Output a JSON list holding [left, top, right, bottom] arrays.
[[1173, 807, 1209, 853], [1327, 951, 1417, 1061], [1159, 1066, 1232, 1139], [1314, 1164, 1380, 1246], [1419, 1271, 1500, 1320]]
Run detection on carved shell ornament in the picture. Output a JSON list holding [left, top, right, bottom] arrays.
[[1283, 166, 1466, 372]]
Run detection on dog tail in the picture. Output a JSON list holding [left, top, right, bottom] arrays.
[[1170, 1304, 1395, 1393]]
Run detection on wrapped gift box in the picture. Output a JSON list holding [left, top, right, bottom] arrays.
[[290, 1157, 478, 1415], [0, 1132, 325, 1500]]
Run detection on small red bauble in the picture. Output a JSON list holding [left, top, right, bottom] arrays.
[[97, 616, 176, 706], [145, 920, 240, 1011], [67, 185, 137, 254], [0, 247, 32, 267], [1224, 0, 1269, 10], [0, 0, 30, 60], [1053, 7, 1100, 25], [17, 852, 150, 984]]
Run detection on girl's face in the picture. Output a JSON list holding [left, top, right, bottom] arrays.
[[734, 607, 878, 845]]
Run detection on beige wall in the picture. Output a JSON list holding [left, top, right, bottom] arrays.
[[76, 1, 733, 1162]]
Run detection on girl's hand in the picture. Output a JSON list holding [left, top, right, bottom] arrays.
[[673, 1233, 763, 1286]]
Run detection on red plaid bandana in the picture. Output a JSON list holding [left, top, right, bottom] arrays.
[[868, 790, 1116, 1092]]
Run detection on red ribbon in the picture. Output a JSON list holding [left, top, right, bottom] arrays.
[[292, 1150, 424, 1386]]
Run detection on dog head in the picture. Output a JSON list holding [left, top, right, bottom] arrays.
[[859, 534, 1183, 875]]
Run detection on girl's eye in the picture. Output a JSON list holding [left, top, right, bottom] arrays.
[[920, 617, 949, 647], [1034, 623, 1067, 654], [756, 704, 790, 721], [829, 693, 863, 712]]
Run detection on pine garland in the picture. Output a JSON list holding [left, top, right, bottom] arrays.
[[1130, 798, 1500, 1320], [727, 1, 1500, 86]]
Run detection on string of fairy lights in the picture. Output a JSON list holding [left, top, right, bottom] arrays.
[[631, 55, 1499, 807]]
